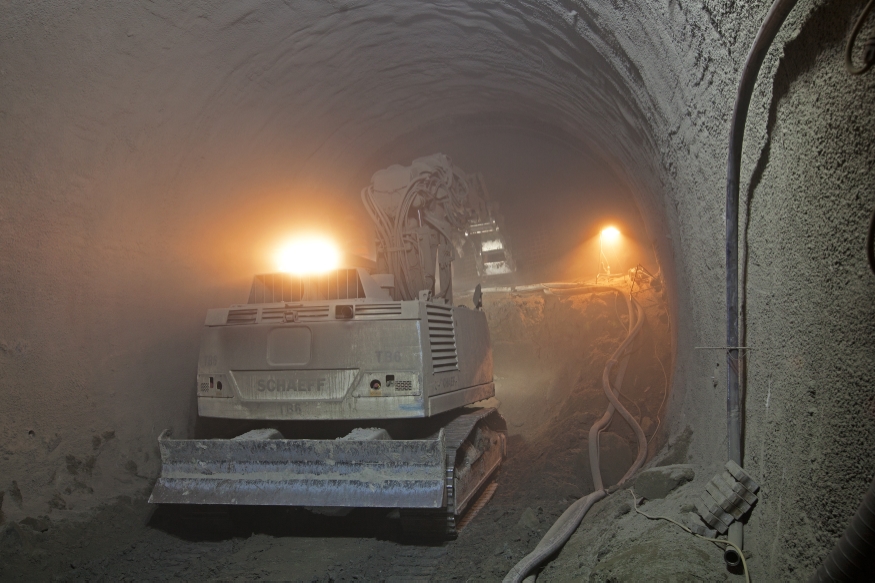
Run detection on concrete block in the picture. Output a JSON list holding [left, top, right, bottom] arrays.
[[687, 513, 717, 538], [725, 460, 760, 493]]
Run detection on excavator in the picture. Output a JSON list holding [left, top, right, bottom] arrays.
[[149, 154, 508, 537]]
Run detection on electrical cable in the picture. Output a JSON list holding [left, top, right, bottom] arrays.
[[845, 0, 875, 75], [627, 490, 750, 583]]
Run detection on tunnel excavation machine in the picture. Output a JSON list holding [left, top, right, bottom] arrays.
[[150, 154, 507, 537]]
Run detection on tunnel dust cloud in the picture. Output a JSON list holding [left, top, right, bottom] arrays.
[[461, 272, 671, 451], [545, 227, 658, 285]]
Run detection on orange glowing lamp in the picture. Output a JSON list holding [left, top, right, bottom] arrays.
[[275, 237, 340, 274], [600, 226, 621, 244], [597, 226, 621, 280]]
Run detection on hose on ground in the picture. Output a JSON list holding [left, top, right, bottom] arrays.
[[589, 296, 647, 490], [503, 289, 648, 583], [811, 473, 875, 581], [503, 490, 608, 583]]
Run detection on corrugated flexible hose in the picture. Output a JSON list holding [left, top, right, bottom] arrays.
[[810, 473, 875, 581], [503, 289, 647, 583]]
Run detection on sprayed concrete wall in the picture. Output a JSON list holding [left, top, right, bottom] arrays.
[[1, 1, 873, 579]]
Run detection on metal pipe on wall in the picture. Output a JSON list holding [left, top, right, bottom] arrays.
[[724, 0, 798, 566]]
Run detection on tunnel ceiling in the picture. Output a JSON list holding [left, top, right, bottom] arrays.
[[116, 1, 658, 179], [4, 1, 668, 213]]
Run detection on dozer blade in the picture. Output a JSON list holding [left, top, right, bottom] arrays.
[[149, 430, 446, 508]]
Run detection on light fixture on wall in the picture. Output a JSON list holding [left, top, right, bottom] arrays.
[[596, 226, 621, 282]]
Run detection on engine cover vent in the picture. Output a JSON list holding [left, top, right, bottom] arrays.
[[289, 305, 330, 321], [227, 308, 257, 325], [260, 307, 287, 323], [426, 304, 458, 373], [355, 303, 403, 317], [259, 305, 330, 323]]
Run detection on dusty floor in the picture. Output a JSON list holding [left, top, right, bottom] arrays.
[[1, 283, 735, 581]]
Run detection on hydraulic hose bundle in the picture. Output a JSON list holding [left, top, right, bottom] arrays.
[[360, 155, 488, 301], [361, 171, 440, 300], [503, 287, 648, 583]]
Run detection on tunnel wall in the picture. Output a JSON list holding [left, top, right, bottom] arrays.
[[609, 1, 875, 578], [603, 1, 875, 577], [1, 1, 874, 579]]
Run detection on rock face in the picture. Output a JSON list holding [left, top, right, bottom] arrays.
[[633, 465, 695, 500]]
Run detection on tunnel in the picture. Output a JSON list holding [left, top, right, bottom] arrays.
[[2, 0, 875, 580]]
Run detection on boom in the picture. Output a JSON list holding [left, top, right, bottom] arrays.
[[361, 153, 497, 303]]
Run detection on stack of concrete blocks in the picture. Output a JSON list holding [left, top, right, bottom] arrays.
[[688, 460, 760, 538]]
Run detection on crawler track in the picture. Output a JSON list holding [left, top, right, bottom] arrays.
[[402, 408, 507, 539]]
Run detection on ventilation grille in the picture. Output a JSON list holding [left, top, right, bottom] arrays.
[[426, 304, 458, 373], [395, 380, 413, 391], [226, 308, 257, 325], [355, 303, 403, 317], [248, 270, 365, 304], [260, 307, 288, 323], [272, 304, 330, 322], [295, 305, 330, 321], [260, 305, 331, 322]]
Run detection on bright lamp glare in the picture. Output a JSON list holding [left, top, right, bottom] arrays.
[[276, 238, 340, 274], [600, 226, 621, 244]]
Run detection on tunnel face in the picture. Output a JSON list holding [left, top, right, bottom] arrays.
[[2, 1, 875, 580]]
